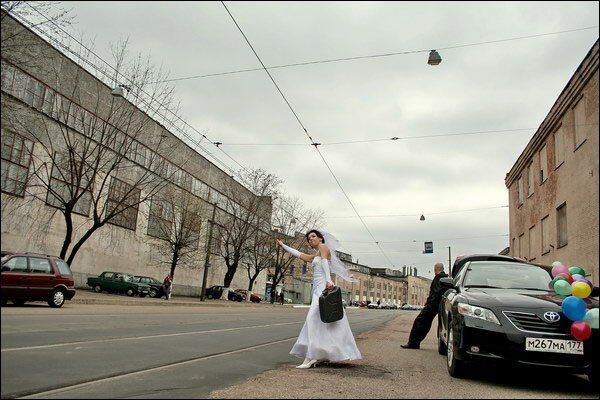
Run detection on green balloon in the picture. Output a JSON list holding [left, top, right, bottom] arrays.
[[584, 309, 599, 329], [554, 280, 573, 296], [552, 276, 569, 285], [569, 266, 586, 276]]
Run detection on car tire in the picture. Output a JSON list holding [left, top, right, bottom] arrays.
[[207, 293, 213, 299], [13, 299, 26, 306], [588, 365, 596, 387], [446, 319, 466, 378], [48, 289, 66, 308], [93, 285, 102, 293], [149, 289, 158, 298], [438, 319, 447, 355], [139, 293, 147, 298], [126, 288, 135, 297]]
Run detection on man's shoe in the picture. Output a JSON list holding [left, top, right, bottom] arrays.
[[401, 343, 420, 349]]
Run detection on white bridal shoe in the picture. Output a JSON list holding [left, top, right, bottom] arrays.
[[296, 359, 318, 369]]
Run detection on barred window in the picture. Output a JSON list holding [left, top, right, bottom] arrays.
[[105, 177, 140, 231], [23, 77, 45, 109], [1, 131, 33, 196], [46, 153, 93, 217], [147, 196, 173, 240]]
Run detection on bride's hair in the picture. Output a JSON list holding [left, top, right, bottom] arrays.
[[305, 229, 325, 244]]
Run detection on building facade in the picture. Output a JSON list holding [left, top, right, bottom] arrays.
[[0, 12, 269, 296], [505, 40, 599, 285]]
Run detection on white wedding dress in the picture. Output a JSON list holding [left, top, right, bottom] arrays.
[[290, 256, 362, 362]]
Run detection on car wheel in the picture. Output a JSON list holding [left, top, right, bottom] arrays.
[[93, 285, 102, 293], [207, 293, 213, 299], [438, 319, 447, 355], [588, 365, 596, 387], [139, 293, 147, 298], [48, 289, 66, 308], [126, 288, 135, 297], [13, 299, 26, 306], [447, 319, 466, 378], [149, 288, 158, 298]]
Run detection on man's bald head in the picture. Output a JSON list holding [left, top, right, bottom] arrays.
[[434, 263, 444, 275]]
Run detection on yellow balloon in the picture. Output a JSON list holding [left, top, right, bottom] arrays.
[[572, 281, 592, 299]]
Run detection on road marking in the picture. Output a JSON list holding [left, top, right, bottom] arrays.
[[19, 336, 299, 399], [1, 321, 304, 353]]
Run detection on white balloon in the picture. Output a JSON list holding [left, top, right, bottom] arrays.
[[583, 308, 599, 329]]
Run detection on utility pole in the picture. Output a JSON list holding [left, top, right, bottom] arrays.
[[200, 203, 217, 302], [446, 246, 452, 275]]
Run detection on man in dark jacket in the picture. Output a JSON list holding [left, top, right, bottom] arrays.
[[401, 263, 448, 349]]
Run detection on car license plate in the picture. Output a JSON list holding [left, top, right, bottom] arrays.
[[525, 338, 583, 355]]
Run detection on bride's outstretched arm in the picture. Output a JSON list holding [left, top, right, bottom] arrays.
[[276, 240, 315, 263]]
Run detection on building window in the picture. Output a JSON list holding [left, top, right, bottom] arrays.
[[105, 177, 140, 231], [528, 225, 537, 261], [554, 126, 565, 169], [541, 215, 550, 254], [527, 163, 534, 197], [557, 203, 567, 248], [46, 153, 93, 217], [147, 196, 173, 240], [539, 145, 548, 183], [1, 130, 33, 196], [518, 233, 525, 259], [517, 176, 524, 205], [573, 96, 588, 149]]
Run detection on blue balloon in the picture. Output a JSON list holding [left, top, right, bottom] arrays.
[[562, 296, 587, 321]]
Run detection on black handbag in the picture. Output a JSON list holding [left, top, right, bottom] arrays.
[[319, 286, 344, 323]]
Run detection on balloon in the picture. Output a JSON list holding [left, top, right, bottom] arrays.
[[551, 264, 569, 278], [572, 281, 592, 299], [571, 321, 592, 341], [554, 280, 573, 296], [576, 278, 594, 291], [556, 272, 574, 284], [583, 309, 599, 329], [551, 261, 564, 267], [571, 274, 584, 281], [562, 296, 587, 321], [552, 276, 569, 286], [568, 266, 586, 276]]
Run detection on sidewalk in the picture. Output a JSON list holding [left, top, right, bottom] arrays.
[[210, 312, 596, 399], [72, 289, 291, 308]]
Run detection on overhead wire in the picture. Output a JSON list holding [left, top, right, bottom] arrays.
[[328, 205, 508, 219], [150, 26, 599, 84], [221, 1, 395, 268]]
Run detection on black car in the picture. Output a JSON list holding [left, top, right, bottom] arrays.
[[451, 254, 523, 278], [205, 285, 243, 301], [437, 259, 597, 385], [132, 276, 165, 298]]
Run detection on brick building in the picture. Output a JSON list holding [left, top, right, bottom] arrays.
[[505, 40, 599, 285]]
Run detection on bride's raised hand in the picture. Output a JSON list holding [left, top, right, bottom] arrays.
[[276, 239, 283, 247]]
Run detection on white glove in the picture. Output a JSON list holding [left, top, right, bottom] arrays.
[[322, 258, 333, 284], [281, 243, 302, 258]]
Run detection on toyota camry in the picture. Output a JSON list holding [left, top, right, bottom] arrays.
[[437, 259, 597, 385]]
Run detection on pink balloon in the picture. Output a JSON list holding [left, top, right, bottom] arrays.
[[551, 264, 569, 278], [571, 321, 592, 341]]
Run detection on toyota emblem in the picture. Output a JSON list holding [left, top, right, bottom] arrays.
[[543, 311, 560, 323]]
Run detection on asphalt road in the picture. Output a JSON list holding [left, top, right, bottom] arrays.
[[1, 303, 397, 399]]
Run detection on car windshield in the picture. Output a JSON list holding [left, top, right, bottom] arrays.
[[131, 277, 140, 283], [463, 261, 552, 290]]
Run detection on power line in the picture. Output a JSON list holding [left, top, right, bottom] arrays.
[[221, 1, 395, 268], [343, 233, 509, 244], [150, 26, 599, 84], [328, 205, 508, 219]]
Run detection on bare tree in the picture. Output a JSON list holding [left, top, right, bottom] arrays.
[[268, 195, 324, 304], [242, 230, 274, 298], [1, 17, 181, 267], [215, 168, 281, 297], [144, 185, 206, 279]]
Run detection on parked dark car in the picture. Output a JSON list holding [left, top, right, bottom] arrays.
[[1, 253, 76, 308], [438, 259, 597, 385], [451, 254, 523, 278], [205, 285, 243, 301], [234, 289, 262, 303], [132, 276, 164, 298], [87, 271, 150, 297]]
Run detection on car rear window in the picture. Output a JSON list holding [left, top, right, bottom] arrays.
[[55, 260, 72, 276]]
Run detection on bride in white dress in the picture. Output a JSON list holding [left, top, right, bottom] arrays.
[[276, 229, 362, 369]]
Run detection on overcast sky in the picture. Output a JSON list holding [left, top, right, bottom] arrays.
[[41, 1, 600, 278]]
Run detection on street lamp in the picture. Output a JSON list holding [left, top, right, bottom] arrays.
[[428, 50, 442, 65], [420, 214, 425, 221], [111, 84, 131, 98]]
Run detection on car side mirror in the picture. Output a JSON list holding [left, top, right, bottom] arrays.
[[440, 277, 455, 288]]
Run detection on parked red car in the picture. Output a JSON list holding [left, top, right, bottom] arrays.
[[234, 289, 262, 303], [0, 253, 76, 308]]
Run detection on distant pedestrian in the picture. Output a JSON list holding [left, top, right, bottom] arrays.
[[279, 291, 284, 305], [377, 299, 381, 307], [163, 273, 173, 300], [401, 263, 448, 349]]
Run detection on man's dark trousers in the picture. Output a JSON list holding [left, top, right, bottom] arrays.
[[405, 270, 448, 347], [407, 303, 439, 345]]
